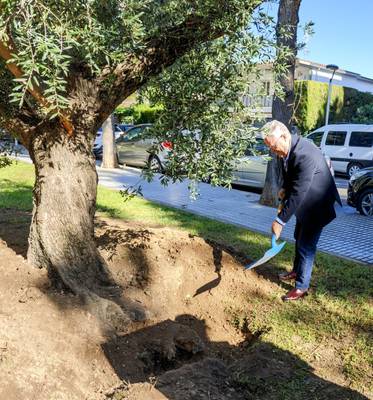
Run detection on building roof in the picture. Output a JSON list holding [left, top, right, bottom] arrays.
[[297, 59, 373, 85]]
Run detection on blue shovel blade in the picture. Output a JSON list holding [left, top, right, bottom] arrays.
[[245, 234, 286, 270]]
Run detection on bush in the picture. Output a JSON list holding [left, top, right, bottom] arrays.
[[294, 81, 373, 134], [115, 104, 163, 124], [352, 104, 373, 124], [294, 81, 344, 134]]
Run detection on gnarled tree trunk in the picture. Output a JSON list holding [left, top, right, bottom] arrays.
[[27, 122, 115, 296]]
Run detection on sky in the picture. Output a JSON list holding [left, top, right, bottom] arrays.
[[297, 0, 373, 79]]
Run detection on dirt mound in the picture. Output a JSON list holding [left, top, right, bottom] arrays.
[[0, 210, 368, 400]]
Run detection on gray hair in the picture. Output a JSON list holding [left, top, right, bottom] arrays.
[[261, 120, 290, 140]]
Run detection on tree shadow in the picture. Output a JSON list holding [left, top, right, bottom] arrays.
[[0, 208, 31, 257], [103, 314, 369, 400]]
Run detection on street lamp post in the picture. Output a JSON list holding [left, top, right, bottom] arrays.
[[325, 64, 339, 126]]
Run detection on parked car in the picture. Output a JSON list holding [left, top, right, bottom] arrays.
[[231, 138, 334, 189], [347, 167, 373, 216], [306, 124, 373, 177], [231, 138, 268, 188], [115, 124, 171, 171], [93, 123, 134, 159]]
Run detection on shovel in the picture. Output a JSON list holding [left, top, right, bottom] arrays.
[[245, 234, 286, 270], [245, 199, 286, 270]]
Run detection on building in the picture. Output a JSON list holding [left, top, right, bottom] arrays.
[[244, 59, 373, 119]]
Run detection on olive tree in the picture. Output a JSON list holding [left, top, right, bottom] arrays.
[[0, 0, 277, 312]]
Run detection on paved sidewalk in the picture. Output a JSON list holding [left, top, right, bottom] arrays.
[[97, 165, 373, 265]]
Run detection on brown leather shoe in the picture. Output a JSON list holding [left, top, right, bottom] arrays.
[[278, 271, 297, 281], [282, 288, 308, 301]]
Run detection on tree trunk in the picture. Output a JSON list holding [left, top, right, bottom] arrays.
[[259, 0, 301, 207], [27, 122, 115, 296], [101, 114, 119, 169], [272, 0, 301, 128], [259, 152, 283, 207]]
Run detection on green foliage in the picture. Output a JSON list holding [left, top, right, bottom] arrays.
[[0, 0, 262, 115], [115, 104, 163, 124], [140, 27, 279, 191], [294, 80, 344, 134], [294, 81, 373, 133], [0, 1, 285, 187], [352, 104, 373, 124]]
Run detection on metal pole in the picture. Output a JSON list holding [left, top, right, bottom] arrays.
[[325, 70, 336, 126]]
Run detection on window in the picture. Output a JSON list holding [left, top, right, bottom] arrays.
[[262, 81, 270, 96], [349, 131, 373, 147], [325, 131, 347, 146], [307, 131, 324, 147]]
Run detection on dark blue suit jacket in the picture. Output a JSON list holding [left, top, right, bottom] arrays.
[[278, 134, 342, 230]]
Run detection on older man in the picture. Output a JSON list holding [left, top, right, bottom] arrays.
[[263, 120, 341, 301]]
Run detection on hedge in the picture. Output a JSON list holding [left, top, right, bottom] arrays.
[[115, 104, 163, 124], [294, 81, 373, 134]]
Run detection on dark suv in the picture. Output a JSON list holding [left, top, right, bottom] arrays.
[[347, 167, 373, 216]]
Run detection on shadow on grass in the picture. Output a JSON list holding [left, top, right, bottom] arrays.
[[103, 313, 369, 400]]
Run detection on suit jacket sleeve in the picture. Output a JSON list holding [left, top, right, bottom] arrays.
[[277, 154, 317, 223]]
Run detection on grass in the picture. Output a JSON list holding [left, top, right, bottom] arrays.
[[0, 160, 372, 397]]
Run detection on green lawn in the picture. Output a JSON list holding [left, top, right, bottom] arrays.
[[0, 161, 372, 396]]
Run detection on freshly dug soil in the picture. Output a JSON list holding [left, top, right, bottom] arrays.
[[0, 209, 369, 400]]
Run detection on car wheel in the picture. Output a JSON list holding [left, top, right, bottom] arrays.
[[149, 155, 163, 172], [347, 162, 362, 177], [357, 189, 373, 216]]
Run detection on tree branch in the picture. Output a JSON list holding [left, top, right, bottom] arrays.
[[0, 40, 73, 136], [92, 0, 263, 124]]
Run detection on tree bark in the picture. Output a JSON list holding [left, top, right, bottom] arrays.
[[27, 122, 115, 296], [259, 0, 301, 207], [101, 115, 119, 169]]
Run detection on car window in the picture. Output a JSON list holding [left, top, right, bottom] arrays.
[[307, 131, 323, 147], [125, 127, 144, 141], [349, 131, 373, 147], [325, 131, 347, 146]]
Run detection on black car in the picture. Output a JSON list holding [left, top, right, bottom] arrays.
[[347, 167, 373, 216]]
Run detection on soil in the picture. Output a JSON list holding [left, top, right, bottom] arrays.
[[0, 209, 369, 400]]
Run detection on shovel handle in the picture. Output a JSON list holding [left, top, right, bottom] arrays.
[[271, 234, 277, 247]]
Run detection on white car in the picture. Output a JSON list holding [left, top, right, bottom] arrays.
[[306, 124, 373, 176]]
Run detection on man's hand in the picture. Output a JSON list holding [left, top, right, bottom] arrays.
[[272, 220, 283, 239], [278, 188, 286, 200]]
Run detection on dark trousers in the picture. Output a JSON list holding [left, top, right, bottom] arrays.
[[292, 221, 323, 290]]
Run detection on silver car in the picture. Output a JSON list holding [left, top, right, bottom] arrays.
[[231, 138, 334, 189], [115, 124, 170, 171], [231, 139, 268, 188]]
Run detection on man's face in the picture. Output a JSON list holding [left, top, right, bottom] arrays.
[[264, 133, 290, 158]]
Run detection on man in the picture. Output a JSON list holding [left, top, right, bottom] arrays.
[[262, 120, 341, 301]]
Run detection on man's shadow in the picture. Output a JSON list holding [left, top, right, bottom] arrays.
[[102, 314, 369, 400]]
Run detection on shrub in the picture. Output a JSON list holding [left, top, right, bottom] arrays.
[[115, 104, 163, 124]]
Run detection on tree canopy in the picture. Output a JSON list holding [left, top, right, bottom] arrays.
[[0, 0, 282, 187]]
